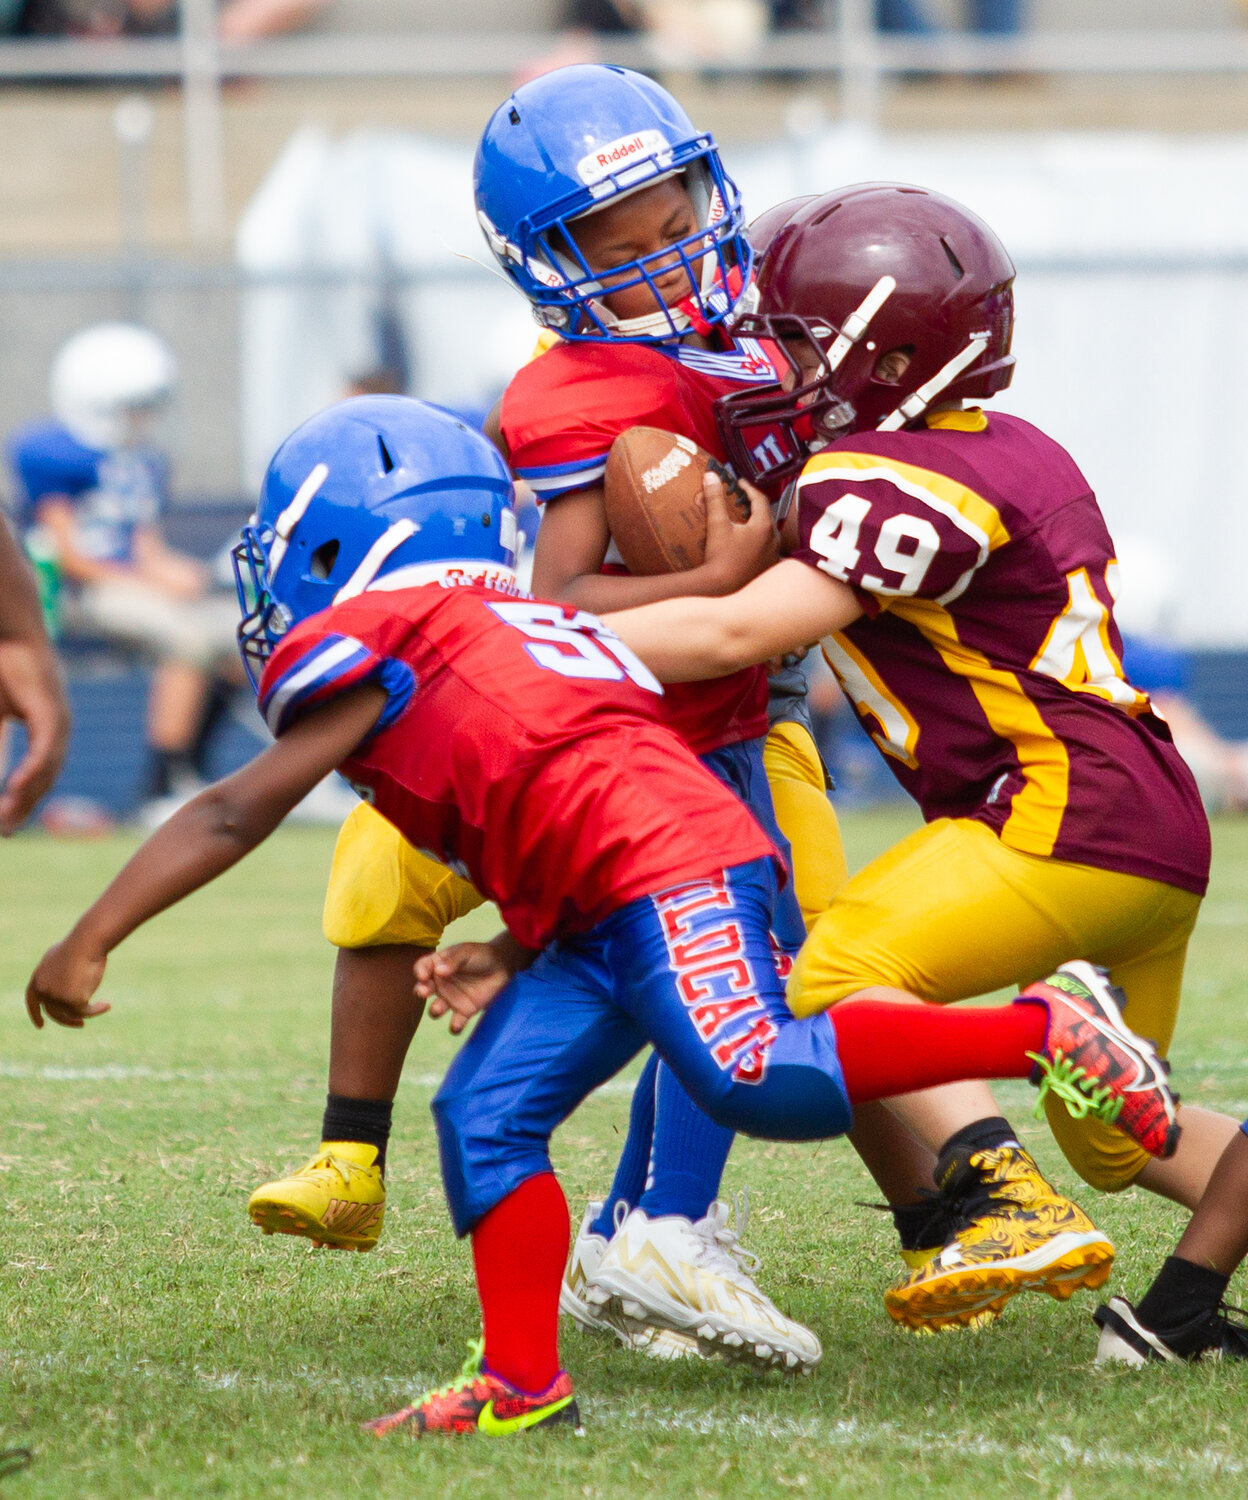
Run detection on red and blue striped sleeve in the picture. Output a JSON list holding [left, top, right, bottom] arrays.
[[258, 630, 414, 738]]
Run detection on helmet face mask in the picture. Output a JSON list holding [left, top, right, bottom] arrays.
[[717, 184, 1016, 487], [232, 397, 517, 690], [475, 65, 752, 344]]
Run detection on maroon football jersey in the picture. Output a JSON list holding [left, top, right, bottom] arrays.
[[258, 577, 776, 950], [501, 337, 778, 756], [791, 409, 1209, 895]]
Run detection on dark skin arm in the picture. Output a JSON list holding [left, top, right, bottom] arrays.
[[414, 930, 537, 1035], [0, 514, 71, 834], [26, 682, 387, 1028], [531, 479, 778, 611]]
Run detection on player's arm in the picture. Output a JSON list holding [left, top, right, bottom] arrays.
[[26, 682, 387, 1029], [603, 472, 863, 681], [33, 497, 128, 586], [131, 524, 209, 600], [0, 514, 70, 833], [532, 481, 777, 610]]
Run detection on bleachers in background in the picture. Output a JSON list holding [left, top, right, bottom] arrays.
[[2, 500, 266, 823]]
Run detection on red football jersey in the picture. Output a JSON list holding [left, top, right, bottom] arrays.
[[791, 410, 1209, 895], [258, 578, 777, 951], [500, 337, 780, 756]]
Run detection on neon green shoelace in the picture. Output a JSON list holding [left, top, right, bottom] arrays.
[[1026, 1048, 1124, 1126], [411, 1337, 485, 1405]]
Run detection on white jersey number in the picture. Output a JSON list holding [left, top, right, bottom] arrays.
[[807, 494, 939, 597], [488, 601, 662, 694], [1029, 565, 1141, 707]]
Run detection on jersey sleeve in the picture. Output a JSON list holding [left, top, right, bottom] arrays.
[[501, 346, 684, 503], [258, 626, 415, 739], [791, 453, 993, 612], [6, 424, 99, 521]]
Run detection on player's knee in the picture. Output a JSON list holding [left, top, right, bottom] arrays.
[[431, 1083, 552, 1235], [1043, 1096, 1147, 1194]]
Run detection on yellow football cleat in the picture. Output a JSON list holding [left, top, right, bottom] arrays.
[[248, 1141, 386, 1250], [884, 1144, 1113, 1333]]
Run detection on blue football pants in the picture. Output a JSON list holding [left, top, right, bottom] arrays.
[[432, 858, 850, 1237]]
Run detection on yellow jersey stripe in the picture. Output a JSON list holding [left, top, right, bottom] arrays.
[[890, 597, 1071, 857]]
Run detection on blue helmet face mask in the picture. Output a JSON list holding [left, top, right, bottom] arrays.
[[232, 396, 517, 689], [474, 64, 753, 345]]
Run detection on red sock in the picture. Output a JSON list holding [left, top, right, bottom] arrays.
[[830, 999, 1048, 1104], [471, 1172, 569, 1395]]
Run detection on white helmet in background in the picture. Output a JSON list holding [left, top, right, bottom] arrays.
[[50, 322, 178, 451]]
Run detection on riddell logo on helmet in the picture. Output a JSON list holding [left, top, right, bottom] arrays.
[[577, 130, 670, 187]]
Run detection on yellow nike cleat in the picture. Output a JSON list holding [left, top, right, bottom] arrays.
[[884, 1144, 1114, 1333], [247, 1140, 385, 1250]]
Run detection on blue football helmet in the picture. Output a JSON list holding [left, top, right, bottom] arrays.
[[233, 395, 516, 688], [474, 64, 752, 344]]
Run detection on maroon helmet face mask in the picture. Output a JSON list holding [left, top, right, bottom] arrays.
[[718, 183, 1017, 488]]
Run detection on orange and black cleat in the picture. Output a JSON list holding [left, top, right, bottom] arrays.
[[363, 1340, 582, 1438], [1021, 960, 1180, 1159]]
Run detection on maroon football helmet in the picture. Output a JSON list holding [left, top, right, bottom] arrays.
[[720, 183, 1016, 486]]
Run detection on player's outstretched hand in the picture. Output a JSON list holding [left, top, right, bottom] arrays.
[[0, 638, 71, 835], [26, 939, 111, 1029], [700, 467, 779, 594], [415, 942, 511, 1035]]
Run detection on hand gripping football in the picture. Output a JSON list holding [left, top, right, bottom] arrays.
[[603, 426, 749, 575]]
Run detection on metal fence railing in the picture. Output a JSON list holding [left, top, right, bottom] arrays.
[[5, 2, 1248, 240]]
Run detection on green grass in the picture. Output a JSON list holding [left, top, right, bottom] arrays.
[[3, 810, 1248, 1499]]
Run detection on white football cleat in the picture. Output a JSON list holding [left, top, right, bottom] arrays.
[[560, 1201, 699, 1361], [584, 1199, 821, 1373]]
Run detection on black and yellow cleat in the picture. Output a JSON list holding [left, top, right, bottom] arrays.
[[247, 1140, 385, 1250], [884, 1144, 1114, 1333]]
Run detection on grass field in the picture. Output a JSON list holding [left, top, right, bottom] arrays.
[[3, 809, 1248, 1499]]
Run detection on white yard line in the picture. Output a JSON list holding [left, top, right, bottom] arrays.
[[0, 1062, 638, 1096], [3, 1355, 1244, 1478]]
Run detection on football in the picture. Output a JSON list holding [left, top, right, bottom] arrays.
[[603, 425, 749, 575]]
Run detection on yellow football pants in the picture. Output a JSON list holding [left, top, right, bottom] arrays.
[[322, 802, 484, 949], [762, 719, 848, 929], [323, 720, 844, 945], [787, 816, 1201, 1192]]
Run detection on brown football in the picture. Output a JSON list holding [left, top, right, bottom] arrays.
[[603, 425, 749, 575]]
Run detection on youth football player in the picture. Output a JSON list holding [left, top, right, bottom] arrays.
[[26, 395, 1182, 1434], [602, 182, 1242, 1334], [1094, 1120, 1248, 1363]]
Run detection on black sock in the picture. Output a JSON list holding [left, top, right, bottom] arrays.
[[1136, 1255, 1230, 1337], [321, 1094, 393, 1173], [937, 1116, 1020, 1163], [142, 748, 179, 801], [892, 1200, 948, 1253]]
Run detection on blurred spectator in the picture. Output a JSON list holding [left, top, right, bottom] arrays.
[[876, 0, 1022, 36], [1122, 635, 1248, 814], [13, 0, 327, 40], [6, 323, 242, 823]]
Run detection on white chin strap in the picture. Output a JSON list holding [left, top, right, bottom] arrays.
[[333, 520, 419, 604], [594, 301, 694, 338], [876, 337, 988, 432]]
